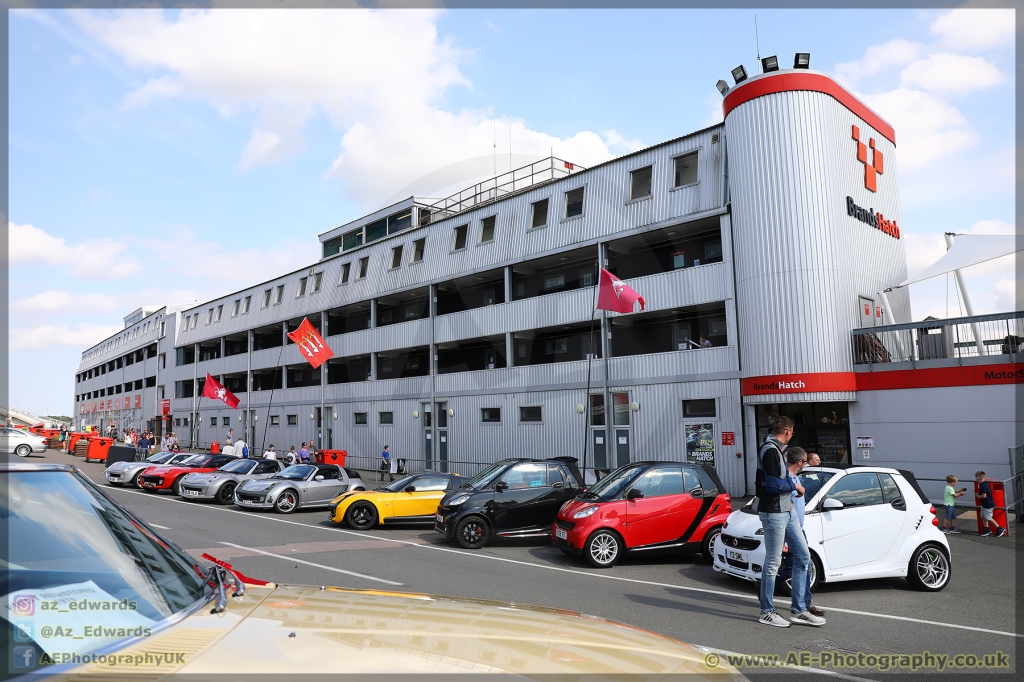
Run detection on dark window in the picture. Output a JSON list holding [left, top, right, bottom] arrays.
[[323, 236, 342, 258], [379, 411, 394, 425], [358, 257, 369, 278], [146, 344, 157, 359], [530, 199, 548, 228], [297, 277, 307, 297], [480, 216, 496, 242], [630, 166, 653, 200], [262, 290, 272, 308], [174, 380, 194, 399], [418, 207, 432, 226], [135, 380, 143, 390], [366, 218, 387, 243], [633, 467, 684, 497], [683, 399, 717, 418], [242, 296, 251, 314], [827, 472, 885, 508], [287, 415, 297, 426], [354, 412, 368, 425], [674, 151, 698, 187], [269, 416, 280, 426], [274, 285, 284, 304], [343, 228, 363, 251], [520, 406, 542, 422], [340, 263, 351, 284], [175, 347, 195, 366], [565, 188, 584, 217], [388, 209, 412, 234], [412, 238, 425, 262], [481, 408, 501, 423], [453, 224, 468, 250], [391, 245, 404, 269]]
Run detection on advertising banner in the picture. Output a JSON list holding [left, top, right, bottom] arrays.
[[685, 423, 716, 465]]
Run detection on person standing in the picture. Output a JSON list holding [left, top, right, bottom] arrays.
[[227, 427, 235, 443], [222, 438, 236, 457], [235, 436, 249, 459], [941, 475, 966, 534], [160, 433, 171, 452], [778, 449, 826, 618], [263, 445, 277, 460], [976, 471, 1007, 537], [382, 445, 394, 482], [298, 442, 311, 464], [285, 446, 298, 466]]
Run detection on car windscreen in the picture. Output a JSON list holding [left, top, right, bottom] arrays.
[[219, 459, 255, 474], [379, 475, 417, 492], [799, 470, 837, 502], [145, 453, 173, 464], [2, 471, 210, 655], [580, 465, 645, 501], [272, 464, 314, 480], [464, 462, 507, 489], [174, 454, 205, 466]]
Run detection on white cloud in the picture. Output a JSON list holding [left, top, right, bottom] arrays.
[[931, 8, 1016, 51], [10, 291, 123, 315], [834, 38, 922, 87], [8, 222, 142, 279], [900, 53, 1004, 96], [73, 8, 631, 209], [860, 88, 978, 170], [965, 219, 1017, 236], [9, 323, 124, 352], [993, 278, 1021, 312]]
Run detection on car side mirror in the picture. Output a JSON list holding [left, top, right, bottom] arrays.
[[822, 497, 843, 510], [626, 488, 644, 500], [315, 475, 324, 481], [404, 485, 416, 493], [495, 481, 508, 493]]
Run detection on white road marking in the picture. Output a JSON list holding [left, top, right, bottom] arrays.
[[217, 541, 402, 586], [148, 523, 171, 529], [103, 485, 1022, 639]]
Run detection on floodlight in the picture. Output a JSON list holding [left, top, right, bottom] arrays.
[[794, 53, 811, 69], [762, 55, 779, 73], [731, 65, 748, 84], [716, 79, 730, 96]]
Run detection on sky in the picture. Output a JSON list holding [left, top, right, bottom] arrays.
[[7, 6, 1017, 416]]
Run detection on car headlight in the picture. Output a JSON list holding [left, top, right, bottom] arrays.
[[755, 528, 764, 535], [572, 505, 599, 519], [447, 493, 471, 506]]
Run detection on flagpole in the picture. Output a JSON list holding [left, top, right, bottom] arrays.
[[260, 343, 287, 456], [581, 260, 599, 484]]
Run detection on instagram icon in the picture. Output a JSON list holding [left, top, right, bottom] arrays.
[[12, 596, 35, 617]]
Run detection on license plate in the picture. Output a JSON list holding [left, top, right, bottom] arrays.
[[108, 476, 121, 481], [555, 528, 568, 540], [728, 550, 745, 561], [182, 489, 199, 497], [242, 500, 252, 505]]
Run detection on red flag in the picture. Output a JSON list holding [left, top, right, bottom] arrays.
[[287, 317, 334, 369], [201, 373, 240, 409], [597, 267, 645, 314]]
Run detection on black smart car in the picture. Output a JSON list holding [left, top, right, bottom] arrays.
[[434, 457, 584, 549]]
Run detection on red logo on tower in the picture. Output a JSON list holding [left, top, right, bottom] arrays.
[[852, 124, 883, 192]]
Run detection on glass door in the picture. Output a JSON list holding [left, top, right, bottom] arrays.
[[612, 392, 631, 467], [423, 406, 432, 470], [436, 402, 448, 473]]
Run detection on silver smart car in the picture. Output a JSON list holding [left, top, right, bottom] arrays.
[[179, 458, 286, 504], [105, 451, 194, 487], [234, 463, 366, 513]]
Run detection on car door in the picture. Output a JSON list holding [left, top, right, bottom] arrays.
[[491, 462, 556, 532], [393, 475, 451, 518], [252, 460, 280, 479], [0, 428, 12, 453], [625, 466, 700, 547], [306, 466, 346, 503], [820, 472, 907, 570]]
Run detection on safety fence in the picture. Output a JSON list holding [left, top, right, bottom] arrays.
[[852, 310, 1024, 365]]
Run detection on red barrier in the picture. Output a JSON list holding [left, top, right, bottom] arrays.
[[85, 438, 113, 463], [315, 449, 347, 466], [974, 479, 1009, 535], [67, 433, 88, 455]]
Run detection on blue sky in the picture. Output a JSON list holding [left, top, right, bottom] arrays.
[[8, 7, 1016, 415]]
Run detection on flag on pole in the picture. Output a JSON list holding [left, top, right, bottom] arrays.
[[287, 317, 335, 369], [597, 267, 645, 314], [201, 373, 240, 409]]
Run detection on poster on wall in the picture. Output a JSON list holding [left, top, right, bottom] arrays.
[[685, 423, 715, 465]]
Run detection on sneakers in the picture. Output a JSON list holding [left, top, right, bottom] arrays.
[[808, 605, 827, 617], [759, 611, 791, 628], [791, 610, 826, 627], [980, 529, 993, 537], [948, 528, 961, 534], [940, 528, 949, 533], [995, 527, 1007, 537]]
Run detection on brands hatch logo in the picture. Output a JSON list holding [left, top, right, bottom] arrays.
[[752, 379, 806, 392], [852, 125, 883, 192]]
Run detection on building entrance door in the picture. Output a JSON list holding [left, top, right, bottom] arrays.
[[611, 392, 631, 467], [423, 406, 432, 470], [755, 402, 852, 464], [436, 402, 448, 473]]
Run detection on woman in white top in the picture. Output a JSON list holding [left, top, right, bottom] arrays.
[[222, 438, 236, 456]]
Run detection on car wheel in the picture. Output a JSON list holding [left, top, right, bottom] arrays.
[[171, 477, 185, 496], [907, 543, 950, 592], [216, 483, 236, 505], [454, 516, 490, 549], [701, 525, 722, 564], [584, 529, 622, 568], [274, 490, 299, 514], [781, 552, 822, 595], [346, 502, 378, 530], [15, 444, 32, 457]]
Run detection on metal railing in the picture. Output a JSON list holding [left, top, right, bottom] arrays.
[[341, 454, 494, 480], [852, 310, 1024, 365], [421, 156, 584, 224]]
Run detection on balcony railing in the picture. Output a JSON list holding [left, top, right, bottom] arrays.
[[852, 310, 1024, 365]]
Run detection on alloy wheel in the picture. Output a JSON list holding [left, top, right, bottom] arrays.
[[15, 445, 31, 457], [217, 483, 236, 505], [588, 532, 619, 567], [916, 547, 950, 589], [276, 491, 297, 513], [350, 503, 375, 529]]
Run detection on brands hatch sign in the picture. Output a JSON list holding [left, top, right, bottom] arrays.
[[846, 124, 900, 240], [846, 196, 900, 240]]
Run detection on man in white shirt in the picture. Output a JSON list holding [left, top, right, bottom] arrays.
[[222, 438, 236, 456], [234, 437, 248, 458], [263, 445, 277, 460]]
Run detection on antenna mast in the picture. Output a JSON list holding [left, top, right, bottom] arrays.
[[492, 94, 496, 177], [755, 15, 761, 73]]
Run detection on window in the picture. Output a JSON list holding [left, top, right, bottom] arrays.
[[827, 472, 885, 508], [633, 467, 685, 497], [340, 263, 351, 284], [379, 411, 394, 425], [297, 277, 308, 297], [520, 406, 542, 422], [683, 399, 716, 418], [418, 207, 432, 226], [674, 151, 698, 187], [215, 305, 223, 322], [453, 224, 468, 250], [205, 309, 213, 325], [578, 267, 595, 287], [312, 272, 323, 293], [190, 315, 198, 329], [323, 236, 342, 258], [242, 296, 251, 314], [480, 216, 496, 242], [232, 300, 240, 317], [181, 316, 188, 332], [388, 209, 412, 234], [530, 199, 549, 228], [354, 412, 368, 425], [481, 408, 501, 423], [269, 415, 280, 426], [543, 274, 565, 291], [262, 289, 272, 308], [357, 257, 369, 279], [366, 218, 387, 243], [287, 415, 298, 426], [343, 228, 363, 251], [503, 462, 549, 489], [630, 166, 653, 199], [412, 238, 425, 263], [274, 285, 284, 304], [414, 476, 452, 492], [565, 187, 584, 217], [544, 338, 569, 354], [391, 245, 404, 269], [134, 379, 143, 390]]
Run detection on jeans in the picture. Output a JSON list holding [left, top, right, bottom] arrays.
[[758, 510, 810, 614], [779, 530, 813, 606]]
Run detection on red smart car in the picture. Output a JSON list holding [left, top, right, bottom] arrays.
[[553, 461, 732, 568], [139, 453, 237, 495]]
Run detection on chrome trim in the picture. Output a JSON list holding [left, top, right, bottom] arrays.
[[630, 542, 685, 552]]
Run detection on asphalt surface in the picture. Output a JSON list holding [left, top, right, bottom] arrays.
[[17, 449, 1024, 680]]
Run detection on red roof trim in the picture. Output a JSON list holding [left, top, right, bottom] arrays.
[[723, 72, 896, 145], [857, 364, 1024, 391]]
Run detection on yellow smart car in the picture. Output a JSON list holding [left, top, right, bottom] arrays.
[[328, 472, 461, 529]]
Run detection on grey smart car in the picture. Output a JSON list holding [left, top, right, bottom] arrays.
[[179, 458, 286, 504]]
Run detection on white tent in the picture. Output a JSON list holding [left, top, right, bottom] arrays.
[[899, 234, 1021, 287]]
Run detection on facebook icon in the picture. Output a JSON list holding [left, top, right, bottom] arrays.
[[13, 646, 35, 669]]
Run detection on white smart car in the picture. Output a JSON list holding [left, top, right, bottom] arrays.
[[712, 465, 951, 592]]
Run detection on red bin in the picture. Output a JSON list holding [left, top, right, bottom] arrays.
[[85, 438, 113, 463], [210, 441, 220, 454], [67, 433, 88, 455], [974, 479, 1009, 535], [315, 449, 347, 466]]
